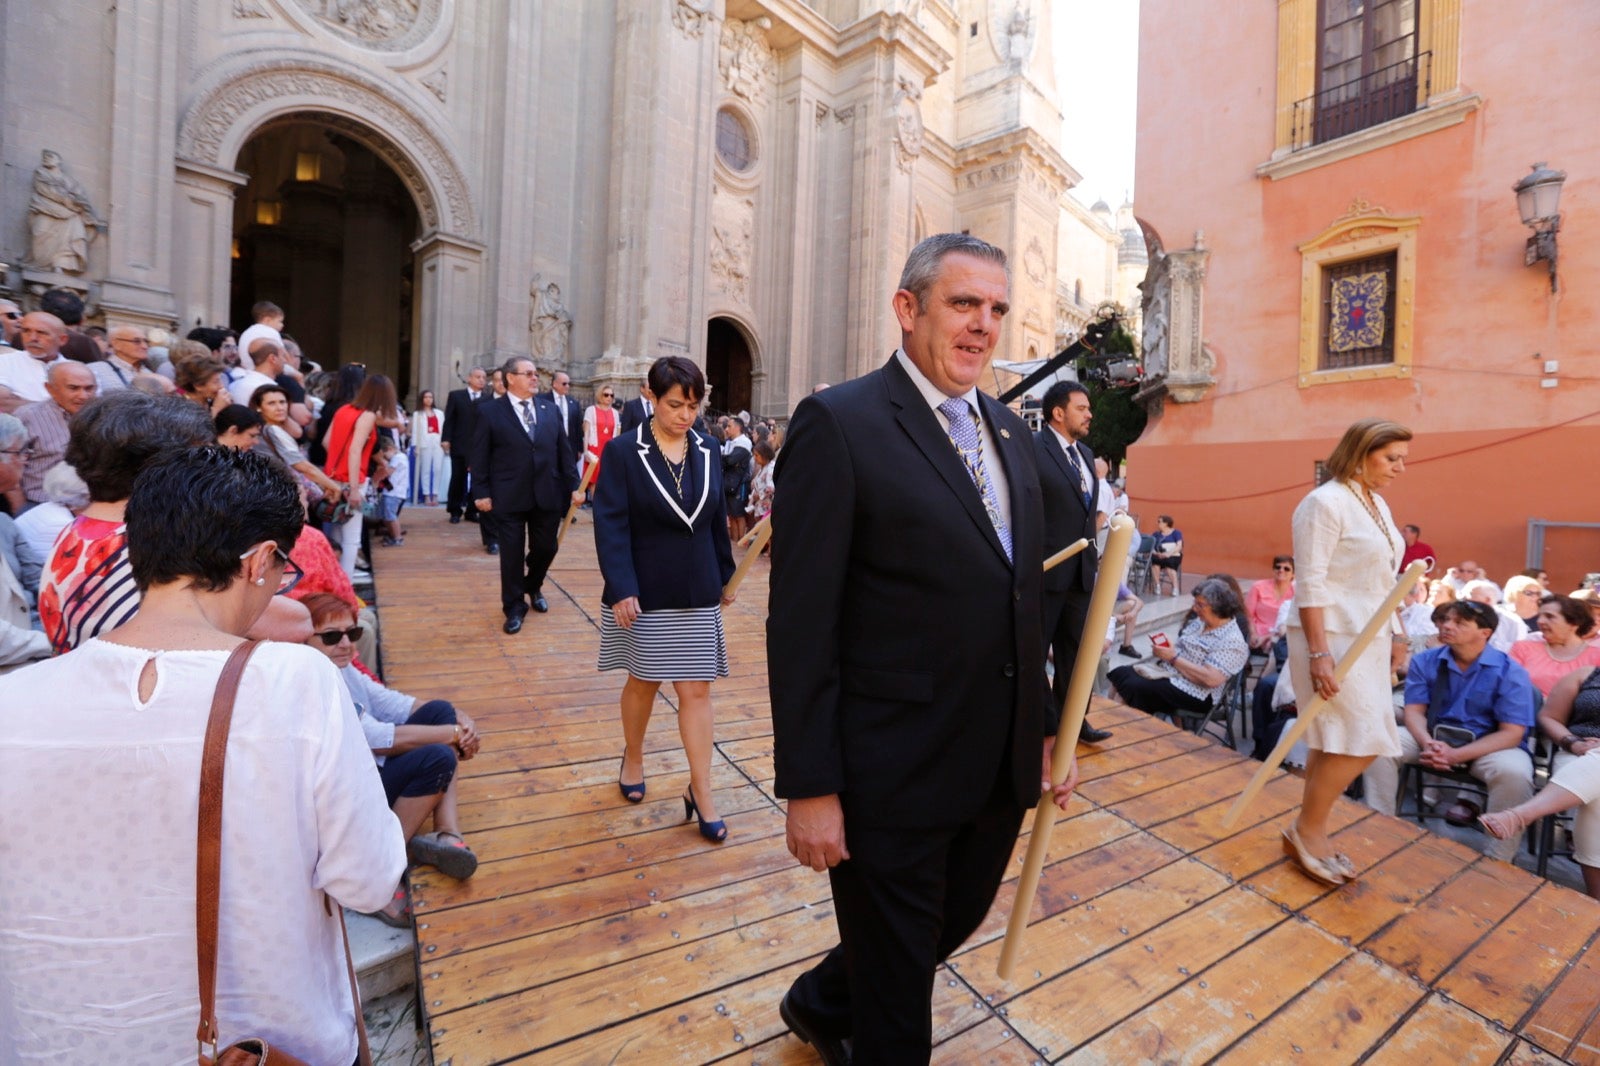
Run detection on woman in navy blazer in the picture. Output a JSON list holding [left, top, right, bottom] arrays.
[[593, 356, 737, 842]]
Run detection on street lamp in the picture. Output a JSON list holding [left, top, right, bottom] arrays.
[[1514, 162, 1565, 292]]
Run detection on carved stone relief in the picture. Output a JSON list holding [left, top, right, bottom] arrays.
[[672, 0, 715, 39], [710, 185, 754, 304], [233, 0, 271, 18], [719, 18, 775, 105], [29, 150, 104, 274], [292, 0, 442, 52], [892, 77, 924, 173], [1137, 226, 1213, 405], [1023, 236, 1046, 285], [529, 274, 572, 367], [991, 1, 1037, 68], [421, 67, 447, 102]]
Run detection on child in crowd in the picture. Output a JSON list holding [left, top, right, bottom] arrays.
[[375, 437, 409, 546]]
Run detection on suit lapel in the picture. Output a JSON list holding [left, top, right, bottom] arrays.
[[885, 356, 1010, 566], [632, 424, 709, 530]]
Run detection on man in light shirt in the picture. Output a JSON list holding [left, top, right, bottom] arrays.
[[0, 313, 70, 414], [228, 338, 287, 407]]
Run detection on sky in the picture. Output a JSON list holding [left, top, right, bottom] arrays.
[[1053, 0, 1141, 208]]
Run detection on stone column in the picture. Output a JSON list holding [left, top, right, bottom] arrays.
[[1164, 236, 1215, 403], [100, 0, 181, 327], [172, 161, 246, 330], [413, 233, 487, 406]]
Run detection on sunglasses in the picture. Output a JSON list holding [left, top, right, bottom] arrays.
[[1273, 565, 1294, 571], [313, 626, 365, 646]]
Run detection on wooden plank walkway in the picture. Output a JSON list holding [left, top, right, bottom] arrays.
[[376, 507, 1600, 1065]]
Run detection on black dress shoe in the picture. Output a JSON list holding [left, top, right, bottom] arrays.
[[502, 612, 525, 635], [530, 595, 549, 613], [779, 991, 851, 1066], [465, 511, 479, 523], [486, 543, 499, 555], [449, 514, 462, 524], [1080, 721, 1114, 743]]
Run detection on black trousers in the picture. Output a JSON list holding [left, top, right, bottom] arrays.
[[1042, 587, 1093, 709], [493, 506, 561, 615], [446, 454, 471, 517], [785, 773, 1026, 1063]]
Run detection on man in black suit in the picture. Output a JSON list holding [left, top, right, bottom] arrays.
[[543, 370, 585, 477], [618, 381, 653, 435], [442, 367, 487, 524], [1035, 380, 1113, 744], [471, 356, 582, 634], [768, 234, 1077, 1064]]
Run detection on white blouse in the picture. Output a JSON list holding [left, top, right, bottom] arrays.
[[0, 639, 406, 1064], [1289, 478, 1403, 636]]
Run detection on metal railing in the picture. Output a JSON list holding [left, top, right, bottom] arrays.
[[1291, 50, 1431, 152]]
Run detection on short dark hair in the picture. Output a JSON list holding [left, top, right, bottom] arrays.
[[65, 392, 216, 503], [186, 326, 235, 353], [249, 383, 287, 409], [897, 233, 1009, 309], [1520, 567, 1548, 580], [1404, 524, 1421, 536], [1272, 554, 1294, 568], [1432, 600, 1497, 632], [251, 300, 283, 321], [332, 364, 367, 406], [1158, 514, 1174, 528], [125, 446, 303, 593], [175, 351, 227, 392], [39, 288, 85, 325], [214, 404, 263, 438], [754, 440, 776, 462], [1539, 594, 1595, 638], [1041, 381, 1089, 425], [647, 356, 705, 405]]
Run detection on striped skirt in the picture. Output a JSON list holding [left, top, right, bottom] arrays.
[[597, 604, 729, 682]]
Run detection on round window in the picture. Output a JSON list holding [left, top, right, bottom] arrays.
[[716, 108, 755, 172]]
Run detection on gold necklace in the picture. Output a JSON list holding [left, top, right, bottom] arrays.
[[649, 418, 688, 500], [1344, 480, 1397, 555]]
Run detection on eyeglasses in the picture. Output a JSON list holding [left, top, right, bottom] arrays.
[[313, 626, 365, 646], [115, 337, 151, 346], [0, 445, 32, 460], [238, 545, 302, 594], [1519, 589, 1543, 597], [1273, 565, 1294, 572], [1, 312, 18, 320], [506, 369, 536, 377]]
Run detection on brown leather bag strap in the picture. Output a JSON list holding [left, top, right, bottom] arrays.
[[196, 640, 260, 1050]]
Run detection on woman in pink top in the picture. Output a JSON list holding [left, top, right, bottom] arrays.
[[1510, 594, 1600, 698], [1245, 554, 1295, 658]]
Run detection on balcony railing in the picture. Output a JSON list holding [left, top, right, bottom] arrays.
[[1291, 50, 1431, 152]]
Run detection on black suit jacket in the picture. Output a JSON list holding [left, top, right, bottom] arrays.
[[618, 396, 652, 436], [543, 390, 585, 459], [593, 424, 736, 611], [767, 355, 1049, 829], [469, 393, 579, 514], [441, 387, 485, 450], [1035, 429, 1101, 593]]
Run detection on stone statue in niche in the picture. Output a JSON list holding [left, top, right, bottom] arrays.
[[29, 150, 104, 274], [529, 275, 573, 366], [1138, 230, 1170, 382], [892, 77, 924, 172], [719, 17, 775, 104], [994, 1, 1036, 66]]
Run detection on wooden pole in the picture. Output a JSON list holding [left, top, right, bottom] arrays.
[[1042, 538, 1090, 573], [738, 513, 770, 549], [555, 459, 600, 548], [996, 514, 1137, 981], [723, 517, 774, 599], [1219, 560, 1427, 829]]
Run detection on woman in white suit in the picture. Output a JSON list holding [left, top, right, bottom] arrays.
[[410, 389, 447, 505]]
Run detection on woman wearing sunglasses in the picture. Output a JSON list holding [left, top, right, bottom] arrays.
[[299, 593, 483, 906], [582, 382, 619, 495]]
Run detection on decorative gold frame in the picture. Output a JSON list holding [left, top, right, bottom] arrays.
[[1298, 201, 1420, 387]]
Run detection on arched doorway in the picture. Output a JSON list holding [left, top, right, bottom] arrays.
[[705, 317, 753, 416], [231, 121, 420, 397]]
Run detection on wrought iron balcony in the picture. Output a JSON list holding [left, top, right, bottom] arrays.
[[1291, 51, 1432, 152]]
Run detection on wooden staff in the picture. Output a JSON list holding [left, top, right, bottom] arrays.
[[996, 514, 1137, 980], [1042, 538, 1089, 573], [723, 517, 774, 599], [1219, 560, 1427, 829], [738, 513, 770, 549], [555, 458, 600, 548]]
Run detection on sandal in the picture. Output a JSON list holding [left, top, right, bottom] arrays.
[[409, 830, 479, 880], [1479, 808, 1527, 840], [366, 885, 412, 929]]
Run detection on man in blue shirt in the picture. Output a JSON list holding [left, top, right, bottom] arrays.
[[1364, 599, 1536, 861]]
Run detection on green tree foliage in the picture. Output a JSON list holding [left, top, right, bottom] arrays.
[[1081, 324, 1147, 472]]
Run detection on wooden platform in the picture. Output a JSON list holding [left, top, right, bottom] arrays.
[[376, 508, 1600, 1065]]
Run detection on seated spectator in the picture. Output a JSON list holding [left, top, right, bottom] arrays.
[[1460, 578, 1525, 651], [285, 500, 382, 670], [14, 463, 89, 596], [0, 446, 405, 1061], [1245, 555, 1294, 659], [170, 341, 231, 416], [1399, 579, 1440, 653], [374, 437, 408, 546], [1399, 524, 1437, 574], [1250, 596, 1299, 761], [1519, 567, 1551, 592], [1502, 574, 1545, 628], [214, 403, 263, 450], [1509, 594, 1600, 698], [1113, 584, 1144, 659], [1570, 588, 1600, 639], [250, 382, 342, 503], [1108, 577, 1249, 722], [0, 546, 49, 673], [1151, 514, 1184, 596], [1443, 560, 1498, 599], [299, 593, 482, 896], [16, 360, 95, 506], [38, 392, 311, 653], [1362, 600, 1535, 861], [745, 439, 775, 526], [1429, 580, 1457, 607]]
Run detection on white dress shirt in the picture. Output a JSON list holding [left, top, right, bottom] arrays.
[[894, 349, 1012, 535], [0, 349, 65, 403]]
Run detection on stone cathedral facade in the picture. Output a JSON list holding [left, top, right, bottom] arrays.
[[0, 0, 1126, 417]]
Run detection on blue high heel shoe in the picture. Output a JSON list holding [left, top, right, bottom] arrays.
[[617, 756, 645, 804], [683, 783, 727, 843]]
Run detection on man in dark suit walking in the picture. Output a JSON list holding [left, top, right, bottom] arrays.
[[472, 356, 582, 634], [442, 366, 487, 525], [618, 381, 653, 435], [768, 234, 1077, 1064], [1035, 380, 1113, 744], [543, 370, 585, 478]]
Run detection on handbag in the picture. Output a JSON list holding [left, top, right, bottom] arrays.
[[195, 641, 372, 1066], [311, 488, 353, 526]]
